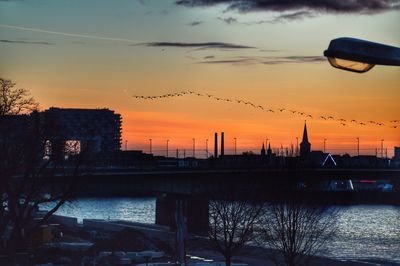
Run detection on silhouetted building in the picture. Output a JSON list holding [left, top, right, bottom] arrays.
[[300, 122, 311, 157], [43, 108, 122, 159], [394, 147, 400, 160]]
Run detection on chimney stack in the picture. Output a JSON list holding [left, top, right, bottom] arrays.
[[214, 132, 218, 158], [221, 132, 224, 156]]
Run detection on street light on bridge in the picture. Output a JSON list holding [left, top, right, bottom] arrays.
[[166, 139, 170, 157], [205, 138, 209, 158], [356, 137, 360, 157], [149, 138, 152, 154], [192, 138, 196, 158], [324, 37, 400, 73]]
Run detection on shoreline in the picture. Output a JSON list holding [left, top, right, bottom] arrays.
[[45, 214, 399, 266]]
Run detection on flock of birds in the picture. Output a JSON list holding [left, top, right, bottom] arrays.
[[132, 90, 399, 129]]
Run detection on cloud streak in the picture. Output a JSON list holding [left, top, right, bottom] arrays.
[[0, 39, 55, 45], [200, 55, 326, 65], [142, 41, 255, 49], [187, 20, 204, 26]]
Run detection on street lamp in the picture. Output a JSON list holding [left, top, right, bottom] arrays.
[[234, 137, 237, 155], [205, 138, 209, 158], [166, 139, 169, 157], [324, 37, 400, 73], [192, 138, 196, 158], [149, 138, 152, 154], [356, 137, 360, 156]]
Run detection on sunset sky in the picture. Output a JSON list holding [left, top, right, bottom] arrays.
[[1, 0, 399, 157]]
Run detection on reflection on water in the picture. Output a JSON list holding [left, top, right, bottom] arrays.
[[42, 197, 156, 224], [41, 198, 400, 263], [329, 205, 399, 263]]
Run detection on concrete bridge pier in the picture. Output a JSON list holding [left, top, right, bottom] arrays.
[[155, 195, 209, 233]]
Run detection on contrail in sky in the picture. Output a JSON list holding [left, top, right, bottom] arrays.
[[0, 24, 142, 44]]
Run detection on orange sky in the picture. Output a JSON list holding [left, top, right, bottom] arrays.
[[1, 0, 399, 157]]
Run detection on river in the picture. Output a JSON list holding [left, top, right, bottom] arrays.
[[41, 198, 400, 264]]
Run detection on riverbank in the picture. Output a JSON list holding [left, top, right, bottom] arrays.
[[31, 214, 399, 266]]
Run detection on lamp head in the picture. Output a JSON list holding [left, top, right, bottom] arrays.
[[324, 37, 400, 73]]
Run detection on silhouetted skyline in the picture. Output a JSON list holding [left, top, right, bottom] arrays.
[[1, 0, 399, 153]]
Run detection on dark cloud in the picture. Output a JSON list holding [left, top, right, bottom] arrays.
[[203, 55, 215, 59], [200, 59, 254, 65], [199, 55, 325, 65], [187, 20, 204, 26], [217, 16, 238, 24], [262, 56, 326, 64], [176, 0, 400, 15], [0, 39, 54, 45], [273, 10, 315, 21], [142, 42, 255, 49]]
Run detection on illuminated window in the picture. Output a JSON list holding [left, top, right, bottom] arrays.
[[65, 140, 81, 155]]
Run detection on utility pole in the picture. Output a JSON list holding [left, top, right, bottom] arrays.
[[234, 137, 237, 155], [324, 138, 327, 153], [166, 139, 169, 157], [149, 139, 152, 154], [192, 138, 195, 158], [356, 137, 360, 156], [125, 140, 128, 151], [296, 137, 299, 156], [381, 139, 384, 158], [205, 139, 208, 158]]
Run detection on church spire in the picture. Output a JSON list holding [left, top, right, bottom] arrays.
[[300, 121, 311, 157], [302, 121, 309, 144]]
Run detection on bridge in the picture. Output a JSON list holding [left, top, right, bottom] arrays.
[[44, 167, 400, 232]]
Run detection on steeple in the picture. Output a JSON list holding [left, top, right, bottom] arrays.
[[300, 121, 311, 157], [261, 143, 266, 156], [302, 122, 309, 143], [267, 142, 272, 156]]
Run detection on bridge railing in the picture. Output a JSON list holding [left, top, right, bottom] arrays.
[[144, 147, 394, 159]]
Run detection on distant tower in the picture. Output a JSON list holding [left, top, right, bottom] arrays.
[[300, 122, 311, 157], [214, 132, 218, 158], [261, 143, 266, 156], [221, 132, 224, 156]]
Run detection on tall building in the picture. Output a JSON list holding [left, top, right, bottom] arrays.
[[300, 122, 311, 157], [43, 108, 122, 158]]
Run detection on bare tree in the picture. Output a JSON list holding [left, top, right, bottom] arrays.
[[0, 78, 82, 256], [0, 78, 38, 116], [208, 199, 264, 266], [260, 202, 338, 266]]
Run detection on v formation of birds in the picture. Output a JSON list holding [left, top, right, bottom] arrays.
[[132, 90, 399, 129]]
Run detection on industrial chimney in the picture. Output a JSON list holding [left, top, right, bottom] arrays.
[[221, 132, 224, 156], [214, 132, 218, 158]]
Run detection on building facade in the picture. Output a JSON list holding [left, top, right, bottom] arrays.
[[43, 108, 122, 156]]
